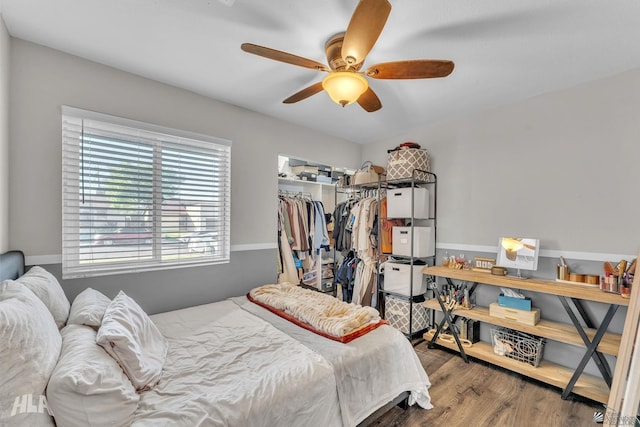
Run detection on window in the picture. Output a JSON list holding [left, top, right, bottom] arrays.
[[62, 107, 231, 279]]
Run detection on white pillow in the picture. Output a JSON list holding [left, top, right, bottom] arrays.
[[16, 266, 70, 329], [68, 288, 111, 328], [0, 280, 60, 426], [47, 324, 140, 427], [96, 291, 168, 391]]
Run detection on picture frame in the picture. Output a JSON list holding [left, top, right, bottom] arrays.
[[496, 237, 540, 273]]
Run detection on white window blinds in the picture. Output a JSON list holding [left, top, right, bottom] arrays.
[[62, 107, 231, 279]]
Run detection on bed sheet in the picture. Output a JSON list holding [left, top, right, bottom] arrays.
[[233, 296, 432, 426], [132, 299, 342, 426], [132, 296, 432, 427]]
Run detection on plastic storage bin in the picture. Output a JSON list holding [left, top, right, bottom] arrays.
[[384, 262, 427, 296], [386, 187, 429, 219], [392, 226, 435, 257]]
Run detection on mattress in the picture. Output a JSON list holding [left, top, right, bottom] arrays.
[[131, 296, 432, 427]]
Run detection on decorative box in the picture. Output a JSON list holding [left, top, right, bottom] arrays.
[[384, 295, 430, 335], [391, 226, 435, 258], [291, 165, 319, 175], [383, 262, 427, 297], [314, 164, 332, 177], [287, 158, 307, 167], [298, 172, 317, 182], [386, 187, 430, 219], [331, 169, 344, 179], [498, 294, 532, 311], [489, 303, 540, 326]]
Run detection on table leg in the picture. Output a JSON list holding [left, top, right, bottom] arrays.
[[571, 298, 614, 382], [560, 302, 618, 399], [426, 278, 477, 363]]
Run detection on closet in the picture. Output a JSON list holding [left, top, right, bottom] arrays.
[[276, 155, 347, 292], [277, 189, 332, 288]]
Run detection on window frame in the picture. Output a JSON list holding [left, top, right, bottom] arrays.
[[61, 106, 232, 279]]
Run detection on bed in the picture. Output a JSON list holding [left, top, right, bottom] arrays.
[[0, 250, 432, 426]]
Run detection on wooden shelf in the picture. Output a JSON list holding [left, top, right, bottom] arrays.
[[423, 266, 629, 306], [423, 334, 610, 403], [278, 177, 335, 187], [423, 299, 621, 356], [422, 265, 625, 405]]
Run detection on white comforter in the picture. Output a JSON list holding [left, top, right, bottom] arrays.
[[131, 296, 432, 427]]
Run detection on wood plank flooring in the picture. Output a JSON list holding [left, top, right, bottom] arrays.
[[372, 342, 604, 427]]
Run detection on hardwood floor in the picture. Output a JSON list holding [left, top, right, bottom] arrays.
[[372, 342, 604, 427]]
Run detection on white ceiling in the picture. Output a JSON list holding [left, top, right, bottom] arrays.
[[2, 0, 640, 144]]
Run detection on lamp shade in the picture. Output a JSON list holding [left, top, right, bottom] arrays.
[[322, 72, 368, 106], [501, 238, 524, 252]]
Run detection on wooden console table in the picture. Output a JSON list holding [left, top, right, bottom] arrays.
[[422, 266, 630, 403]]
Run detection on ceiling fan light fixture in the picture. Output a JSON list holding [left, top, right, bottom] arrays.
[[322, 72, 368, 107], [501, 238, 524, 252]]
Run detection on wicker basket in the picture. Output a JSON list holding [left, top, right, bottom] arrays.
[[490, 327, 545, 367]]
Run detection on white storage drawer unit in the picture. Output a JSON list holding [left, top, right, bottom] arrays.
[[392, 226, 435, 258], [384, 262, 426, 296], [386, 187, 429, 219]]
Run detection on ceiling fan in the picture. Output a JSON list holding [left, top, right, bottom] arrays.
[[240, 0, 454, 112]]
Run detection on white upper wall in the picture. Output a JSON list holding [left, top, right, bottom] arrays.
[[0, 15, 9, 253], [363, 68, 640, 257], [8, 38, 362, 257]]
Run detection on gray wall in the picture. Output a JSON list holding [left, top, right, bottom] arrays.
[[39, 249, 278, 316], [362, 70, 640, 378], [0, 15, 9, 253], [7, 38, 362, 313], [362, 68, 640, 257]]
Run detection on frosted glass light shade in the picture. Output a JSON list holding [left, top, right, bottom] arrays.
[[501, 238, 524, 252], [322, 72, 368, 107]]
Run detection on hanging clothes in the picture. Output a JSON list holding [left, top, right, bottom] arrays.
[[312, 201, 330, 252], [351, 197, 378, 260], [277, 201, 298, 284], [277, 194, 330, 284], [351, 258, 377, 306], [333, 193, 380, 307], [333, 199, 357, 252], [380, 197, 406, 254], [335, 251, 357, 302]]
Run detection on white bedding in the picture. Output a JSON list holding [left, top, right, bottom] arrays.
[[131, 296, 432, 427]]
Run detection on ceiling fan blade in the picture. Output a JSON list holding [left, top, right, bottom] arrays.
[[241, 43, 329, 72], [357, 87, 382, 112], [366, 60, 455, 79], [283, 82, 324, 104], [342, 0, 391, 67]]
